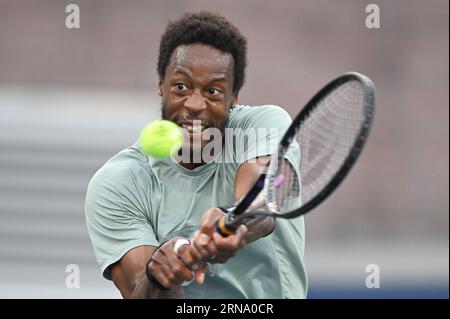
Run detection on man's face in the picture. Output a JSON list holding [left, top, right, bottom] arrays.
[[159, 43, 238, 157]]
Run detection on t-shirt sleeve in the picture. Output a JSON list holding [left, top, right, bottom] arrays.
[[85, 162, 159, 280], [229, 105, 293, 165], [227, 105, 301, 202]]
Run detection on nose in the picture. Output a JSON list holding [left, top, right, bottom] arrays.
[[184, 89, 206, 114]]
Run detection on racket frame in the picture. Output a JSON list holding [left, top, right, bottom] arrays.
[[220, 72, 375, 232]]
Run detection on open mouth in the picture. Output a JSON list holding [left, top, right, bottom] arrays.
[[182, 123, 206, 133], [179, 121, 210, 135]]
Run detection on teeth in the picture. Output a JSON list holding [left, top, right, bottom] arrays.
[[182, 124, 205, 133]]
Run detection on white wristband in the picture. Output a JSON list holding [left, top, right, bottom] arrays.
[[173, 238, 191, 254], [173, 238, 194, 286]]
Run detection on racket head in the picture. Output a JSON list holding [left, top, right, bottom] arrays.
[[264, 72, 375, 219]]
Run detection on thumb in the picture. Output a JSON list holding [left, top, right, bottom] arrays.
[[199, 208, 223, 234], [194, 263, 209, 284]]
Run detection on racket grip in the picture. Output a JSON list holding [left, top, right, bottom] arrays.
[[215, 215, 238, 237]]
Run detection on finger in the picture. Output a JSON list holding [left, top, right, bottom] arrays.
[[199, 208, 224, 233], [192, 239, 217, 261], [158, 244, 195, 285], [176, 244, 198, 270], [165, 250, 196, 284], [194, 231, 218, 257], [194, 262, 209, 284], [157, 264, 183, 287], [212, 225, 247, 251], [161, 257, 193, 286], [212, 232, 239, 251], [148, 262, 178, 290], [195, 230, 212, 247], [191, 238, 211, 261], [189, 240, 207, 263], [191, 230, 214, 260], [194, 268, 205, 284]]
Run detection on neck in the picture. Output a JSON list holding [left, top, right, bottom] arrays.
[[179, 162, 205, 170], [177, 146, 219, 170], [175, 134, 225, 169]]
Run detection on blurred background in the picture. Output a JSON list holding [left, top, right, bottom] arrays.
[[0, 0, 448, 298]]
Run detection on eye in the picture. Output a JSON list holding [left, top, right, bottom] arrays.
[[208, 88, 221, 95], [175, 83, 187, 91]]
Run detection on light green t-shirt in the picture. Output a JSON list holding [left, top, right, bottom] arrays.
[[85, 105, 308, 299]]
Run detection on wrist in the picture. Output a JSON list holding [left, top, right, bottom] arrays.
[[146, 247, 170, 291], [244, 216, 276, 243], [262, 217, 276, 237]]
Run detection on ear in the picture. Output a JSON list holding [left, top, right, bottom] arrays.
[[157, 80, 163, 97]]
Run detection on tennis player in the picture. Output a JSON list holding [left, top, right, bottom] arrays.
[[85, 11, 307, 299]]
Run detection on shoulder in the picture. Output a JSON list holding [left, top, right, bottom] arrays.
[[227, 105, 292, 129], [86, 142, 154, 201], [229, 104, 290, 119]]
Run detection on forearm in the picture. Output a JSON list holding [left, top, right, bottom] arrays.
[[244, 216, 275, 243], [129, 274, 185, 299]]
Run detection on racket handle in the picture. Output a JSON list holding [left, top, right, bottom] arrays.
[[215, 215, 238, 237]]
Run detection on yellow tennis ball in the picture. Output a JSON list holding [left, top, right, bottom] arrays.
[[140, 120, 183, 158]]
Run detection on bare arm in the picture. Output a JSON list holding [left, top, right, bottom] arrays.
[[234, 156, 275, 243], [110, 245, 185, 299]]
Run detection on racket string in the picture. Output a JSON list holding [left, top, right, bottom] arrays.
[[267, 80, 366, 212]]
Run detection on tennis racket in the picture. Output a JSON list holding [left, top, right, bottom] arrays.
[[216, 71, 375, 236]]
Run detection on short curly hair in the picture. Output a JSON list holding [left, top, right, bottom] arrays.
[[157, 11, 247, 93]]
